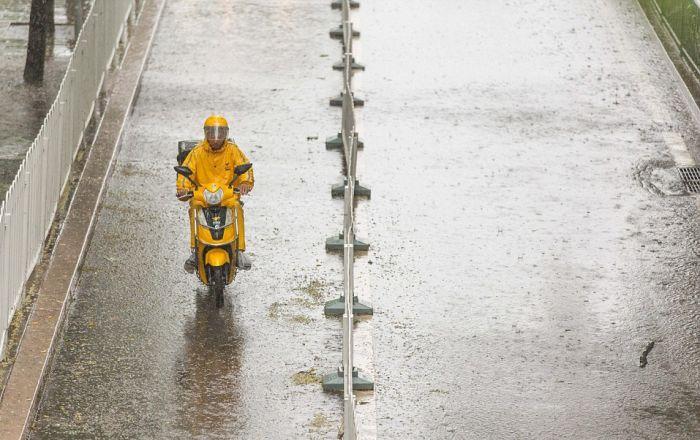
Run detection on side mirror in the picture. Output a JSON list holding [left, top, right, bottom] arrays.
[[174, 165, 193, 177], [174, 165, 198, 189], [229, 163, 253, 188], [234, 163, 253, 176]]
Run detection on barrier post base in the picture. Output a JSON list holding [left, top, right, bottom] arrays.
[[325, 133, 364, 150], [333, 60, 365, 71], [331, 0, 359, 9], [332, 180, 371, 198], [330, 26, 360, 39], [330, 93, 364, 107], [322, 367, 374, 392], [326, 233, 370, 252], [324, 295, 373, 316]]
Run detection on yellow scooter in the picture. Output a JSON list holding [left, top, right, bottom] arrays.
[[174, 163, 253, 307]]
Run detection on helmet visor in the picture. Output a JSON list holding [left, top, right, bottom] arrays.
[[204, 125, 229, 143]]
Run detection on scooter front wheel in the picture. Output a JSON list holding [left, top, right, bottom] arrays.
[[209, 266, 227, 308]]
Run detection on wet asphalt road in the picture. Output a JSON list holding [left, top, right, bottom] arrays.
[[31, 0, 347, 438], [355, 0, 700, 438], [29, 0, 700, 439]]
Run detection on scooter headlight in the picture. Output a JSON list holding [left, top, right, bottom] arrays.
[[203, 188, 223, 205]]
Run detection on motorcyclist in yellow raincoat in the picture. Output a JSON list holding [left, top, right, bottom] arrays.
[[176, 115, 254, 273]]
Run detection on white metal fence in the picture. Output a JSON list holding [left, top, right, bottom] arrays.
[[0, 0, 138, 360], [337, 1, 365, 438]]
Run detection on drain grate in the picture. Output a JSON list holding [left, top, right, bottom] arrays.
[[678, 166, 700, 193]]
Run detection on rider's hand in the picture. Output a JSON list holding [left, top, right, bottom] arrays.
[[176, 188, 192, 201], [239, 183, 252, 195]]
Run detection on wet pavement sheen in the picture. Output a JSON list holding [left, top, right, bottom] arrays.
[[28, 0, 700, 439], [31, 0, 347, 438], [356, 0, 700, 438]]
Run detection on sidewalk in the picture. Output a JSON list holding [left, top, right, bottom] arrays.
[[0, 1, 164, 437], [0, 0, 85, 200]]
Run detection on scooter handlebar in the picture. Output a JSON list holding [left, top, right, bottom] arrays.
[[177, 191, 194, 201]]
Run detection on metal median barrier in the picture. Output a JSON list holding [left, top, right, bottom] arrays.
[[323, 1, 374, 438], [0, 0, 139, 359], [644, 0, 700, 74]]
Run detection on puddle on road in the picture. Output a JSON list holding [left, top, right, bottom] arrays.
[[632, 157, 687, 196]]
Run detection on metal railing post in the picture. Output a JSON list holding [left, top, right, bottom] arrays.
[[0, 206, 7, 352], [322, 2, 374, 438], [343, 181, 355, 437]]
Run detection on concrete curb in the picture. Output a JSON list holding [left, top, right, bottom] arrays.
[[0, 0, 166, 437]]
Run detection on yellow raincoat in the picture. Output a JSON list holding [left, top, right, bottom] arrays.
[[176, 140, 254, 250]]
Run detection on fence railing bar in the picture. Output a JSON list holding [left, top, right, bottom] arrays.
[[336, 0, 369, 438], [0, 0, 139, 361]]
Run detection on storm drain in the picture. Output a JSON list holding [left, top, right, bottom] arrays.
[[678, 167, 700, 193]]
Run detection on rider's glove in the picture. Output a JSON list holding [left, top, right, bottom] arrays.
[[176, 188, 192, 201], [238, 182, 252, 195]]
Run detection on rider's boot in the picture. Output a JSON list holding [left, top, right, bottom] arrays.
[[184, 249, 196, 273], [237, 250, 252, 270]]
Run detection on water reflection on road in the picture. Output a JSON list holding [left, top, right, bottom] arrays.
[[174, 292, 245, 437]]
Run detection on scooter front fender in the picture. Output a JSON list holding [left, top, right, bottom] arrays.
[[205, 248, 230, 267]]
